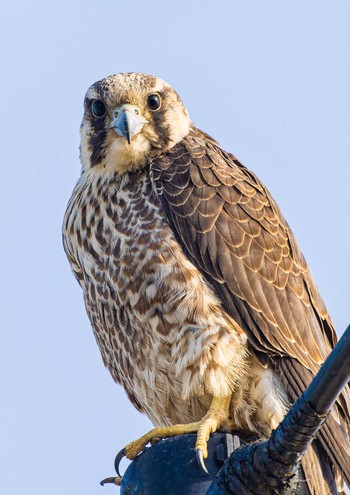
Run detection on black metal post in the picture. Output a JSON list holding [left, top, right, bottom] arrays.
[[119, 433, 240, 495]]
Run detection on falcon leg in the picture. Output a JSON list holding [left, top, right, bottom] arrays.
[[195, 395, 233, 472], [118, 394, 234, 475]]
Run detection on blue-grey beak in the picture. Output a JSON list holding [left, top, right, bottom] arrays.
[[110, 104, 148, 144]]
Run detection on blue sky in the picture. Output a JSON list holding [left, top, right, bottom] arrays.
[[1, 1, 349, 494]]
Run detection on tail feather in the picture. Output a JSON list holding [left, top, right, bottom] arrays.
[[301, 443, 341, 495]]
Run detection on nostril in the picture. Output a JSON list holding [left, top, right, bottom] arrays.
[[134, 109, 139, 115]]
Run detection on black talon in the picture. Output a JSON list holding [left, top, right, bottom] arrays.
[[114, 447, 126, 477], [196, 448, 209, 475], [100, 476, 122, 486]]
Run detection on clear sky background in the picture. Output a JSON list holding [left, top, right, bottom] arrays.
[[1, 1, 349, 494]]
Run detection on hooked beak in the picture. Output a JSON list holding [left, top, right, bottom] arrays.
[[110, 104, 148, 144]]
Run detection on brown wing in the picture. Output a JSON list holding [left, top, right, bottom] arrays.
[[150, 127, 350, 485]]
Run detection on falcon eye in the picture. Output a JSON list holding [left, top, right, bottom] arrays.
[[147, 93, 161, 111], [91, 100, 106, 118]]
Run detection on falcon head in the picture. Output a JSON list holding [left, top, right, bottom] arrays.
[[80, 73, 191, 173]]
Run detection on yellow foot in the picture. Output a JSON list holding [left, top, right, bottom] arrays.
[[115, 395, 234, 476], [194, 395, 233, 474], [124, 421, 204, 460]]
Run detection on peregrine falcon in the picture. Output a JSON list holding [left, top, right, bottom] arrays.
[[63, 73, 350, 494]]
